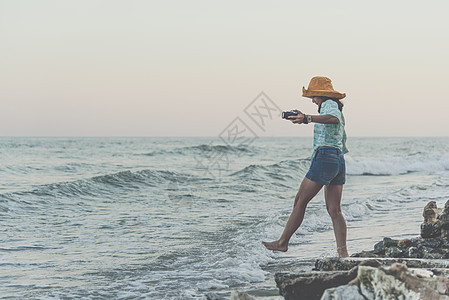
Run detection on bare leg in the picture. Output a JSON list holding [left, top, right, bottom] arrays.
[[324, 185, 349, 257], [262, 177, 323, 251]]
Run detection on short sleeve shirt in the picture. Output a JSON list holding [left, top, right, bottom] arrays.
[[312, 100, 348, 155]]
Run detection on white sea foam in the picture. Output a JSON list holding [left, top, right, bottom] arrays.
[[346, 153, 449, 176]]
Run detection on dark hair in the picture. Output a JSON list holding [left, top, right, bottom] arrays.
[[318, 98, 344, 113]]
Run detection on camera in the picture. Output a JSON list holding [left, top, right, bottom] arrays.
[[282, 110, 298, 120]]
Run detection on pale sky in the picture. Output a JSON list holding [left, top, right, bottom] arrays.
[[1, 0, 448, 137]]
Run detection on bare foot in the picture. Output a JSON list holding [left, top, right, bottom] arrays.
[[261, 240, 288, 252]]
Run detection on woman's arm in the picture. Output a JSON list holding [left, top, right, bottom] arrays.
[[308, 114, 339, 124], [289, 110, 339, 125]]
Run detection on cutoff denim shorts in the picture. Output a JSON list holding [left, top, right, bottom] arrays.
[[305, 147, 346, 186]]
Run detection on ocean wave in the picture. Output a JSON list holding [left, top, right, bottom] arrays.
[[346, 153, 449, 176], [142, 143, 255, 157], [229, 159, 310, 181], [0, 169, 204, 211]]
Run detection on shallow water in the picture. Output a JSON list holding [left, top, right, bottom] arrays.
[[1, 137, 448, 299]]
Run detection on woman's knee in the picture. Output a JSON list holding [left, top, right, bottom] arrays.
[[326, 205, 342, 218]]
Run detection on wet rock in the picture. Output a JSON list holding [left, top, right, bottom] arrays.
[[407, 247, 421, 258], [398, 239, 412, 248], [277, 258, 449, 299], [350, 250, 380, 258], [383, 237, 399, 247], [320, 284, 362, 300], [320, 263, 449, 300], [420, 237, 442, 248], [385, 246, 404, 258], [372, 240, 385, 255], [423, 201, 441, 223], [275, 268, 358, 300], [421, 200, 449, 239], [421, 223, 441, 238], [440, 201, 449, 240], [357, 264, 421, 299], [315, 257, 449, 271]]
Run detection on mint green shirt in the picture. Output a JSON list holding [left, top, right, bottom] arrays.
[[312, 100, 348, 156]]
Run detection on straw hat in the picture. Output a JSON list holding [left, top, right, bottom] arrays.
[[302, 76, 346, 99]]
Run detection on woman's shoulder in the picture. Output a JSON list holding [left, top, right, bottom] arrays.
[[323, 99, 338, 107], [321, 100, 340, 113]]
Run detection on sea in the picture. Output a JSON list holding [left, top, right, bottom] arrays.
[[1, 136, 449, 299]]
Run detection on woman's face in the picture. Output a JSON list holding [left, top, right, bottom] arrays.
[[312, 96, 325, 106]]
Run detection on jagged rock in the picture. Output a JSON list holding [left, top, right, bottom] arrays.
[[440, 201, 449, 240], [420, 237, 442, 248], [423, 201, 441, 223], [321, 263, 449, 300], [421, 223, 441, 238], [275, 269, 358, 300], [372, 240, 385, 255], [277, 258, 449, 299], [351, 250, 381, 258], [408, 247, 421, 258], [421, 200, 449, 239], [385, 246, 404, 258], [361, 263, 449, 299], [383, 237, 399, 247], [398, 239, 412, 248], [315, 257, 449, 271], [320, 284, 363, 299]]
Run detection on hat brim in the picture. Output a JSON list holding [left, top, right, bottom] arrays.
[[302, 87, 346, 99]]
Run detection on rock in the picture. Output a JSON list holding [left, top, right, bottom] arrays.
[[420, 237, 442, 248], [421, 223, 441, 238], [350, 250, 380, 258], [315, 257, 449, 271], [315, 258, 360, 271], [372, 240, 385, 255], [421, 200, 449, 239], [407, 246, 421, 258], [357, 264, 420, 299], [421, 201, 442, 238], [383, 237, 399, 247], [321, 262, 449, 300], [275, 269, 358, 300], [409, 268, 435, 278], [229, 291, 256, 300], [398, 239, 412, 248], [423, 201, 441, 223], [320, 284, 363, 300], [440, 200, 449, 240], [385, 246, 404, 258]]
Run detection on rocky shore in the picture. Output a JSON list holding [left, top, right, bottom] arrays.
[[273, 200, 449, 300], [351, 200, 449, 260]]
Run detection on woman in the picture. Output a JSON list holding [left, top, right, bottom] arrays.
[[262, 76, 349, 258]]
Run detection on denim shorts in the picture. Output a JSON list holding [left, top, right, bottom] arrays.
[[305, 147, 346, 186]]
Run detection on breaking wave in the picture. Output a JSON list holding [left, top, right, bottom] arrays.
[[346, 153, 449, 176]]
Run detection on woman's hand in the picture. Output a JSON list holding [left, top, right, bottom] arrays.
[[288, 109, 305, 124]]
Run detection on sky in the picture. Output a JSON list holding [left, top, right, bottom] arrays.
[[1, 0, 448, 137]]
